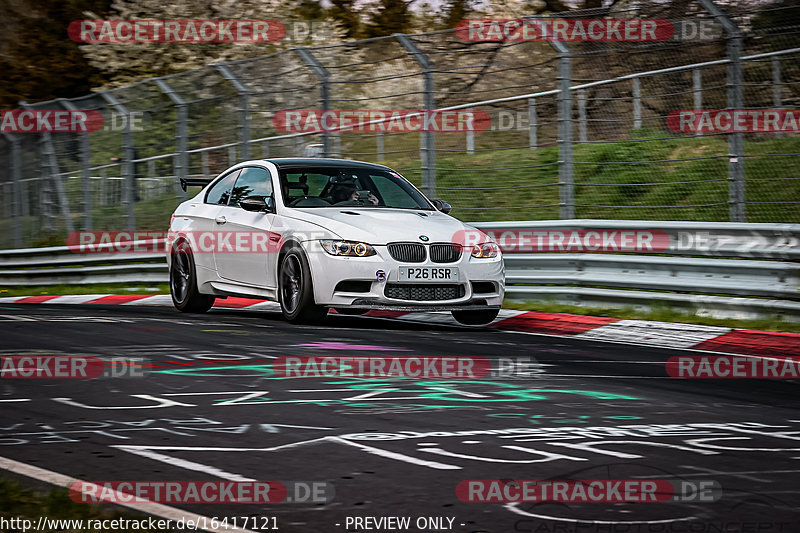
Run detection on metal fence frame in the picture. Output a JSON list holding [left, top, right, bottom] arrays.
[[3, 0, 798, 249]]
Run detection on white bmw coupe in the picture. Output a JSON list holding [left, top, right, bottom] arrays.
[[167, 158, 504, 324]]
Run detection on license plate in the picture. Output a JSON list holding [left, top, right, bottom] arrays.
[[398, 267, 458, 282]]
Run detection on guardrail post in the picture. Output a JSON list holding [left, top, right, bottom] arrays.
[[632, 77, 642, 130], [396, 34, 436, 198], [201, 150, 210, 179], [693, 69, 703, 137], [214, 63, 251, 161], [99, 92, 136, 231], [528, 97, 537, 150], [3, 133, 22, 247], [772, 57, 783, 138], [466, 108, 475, 154], [699, 0, 745, 222], [59, 99, 92, 230], [377, 132, 384, 160], [294, 48, 332, 157], [154, 78, 188, 200], [21, 102, 74, 235]]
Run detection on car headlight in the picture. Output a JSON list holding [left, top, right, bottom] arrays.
[[471, 242, 499, 258], [320, 240, 376, 257]]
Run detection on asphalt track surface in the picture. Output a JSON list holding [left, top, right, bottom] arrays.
[[1, 303, 799, 533]]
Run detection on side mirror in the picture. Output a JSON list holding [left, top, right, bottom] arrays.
[[432, 199, 452, 214], [240, 195, 275, 213]]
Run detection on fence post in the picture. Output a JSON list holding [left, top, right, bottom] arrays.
[[294, 48, 332, 157], [632, 77, 642, 130], [214, 64, 251, 161], [528, 97, 537, 150], [3, 133, 22, 247], [154, 78, 188, 200], [577, 89, 587, 142], [699, 0, 745, 222], [554, 41, 574, 219], [377, 133, 384, 160], [60, 99, 92, 230], [693, 68, 703, 137], [99, 92, 136, 231], [21, 102, 74, 235], [396, 34, 436, 198], [772, 57, 783, 138]]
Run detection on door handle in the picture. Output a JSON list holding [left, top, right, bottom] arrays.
[[215, 216, 227, 225]]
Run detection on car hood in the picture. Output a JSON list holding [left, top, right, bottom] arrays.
[[283, 208, 484, 245]]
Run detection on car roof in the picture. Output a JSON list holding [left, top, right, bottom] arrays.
[[263, 158, 392, 170]]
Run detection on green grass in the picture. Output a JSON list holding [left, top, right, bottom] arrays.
[[0, 476, 164, 532], [504, 300, 800, 333], [0, 284, 169, 297], [376, 130, 800, 223]]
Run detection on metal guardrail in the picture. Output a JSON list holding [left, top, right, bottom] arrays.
[[0, 221, 798, 320]]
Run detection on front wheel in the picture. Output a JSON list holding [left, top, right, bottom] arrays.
[[170, 245, 215, 313], [451, 308, 500, 325], [279, 247, 328, 323]]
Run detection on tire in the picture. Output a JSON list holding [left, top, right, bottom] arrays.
[[279, 247, 328, 323], [451, 308, 500, 325], [170, 244, 215, 313], [333, 308, 368, 316]]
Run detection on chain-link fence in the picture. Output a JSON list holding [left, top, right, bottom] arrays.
[[1, 0, 798, 249]]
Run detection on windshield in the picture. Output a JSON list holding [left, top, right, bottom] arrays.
[[279, 167, 433, 210]]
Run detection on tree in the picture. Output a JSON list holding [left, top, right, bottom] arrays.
[[328, 0, 362, 39], [77, 0, 347, 88], [0, 0, 113, 108], [363, 0, 414, 38], [440, 0, 472, 29]]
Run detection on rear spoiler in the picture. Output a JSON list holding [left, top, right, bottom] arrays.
[[180, 177, 214, 192]]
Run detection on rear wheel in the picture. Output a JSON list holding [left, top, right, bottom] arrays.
[[451, 308, 500, 325], [279, 247, 328, 323], [170, 245, 215, 313]]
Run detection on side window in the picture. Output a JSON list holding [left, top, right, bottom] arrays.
[[205, 169, 241, 205], [229, 167, 274, 207]]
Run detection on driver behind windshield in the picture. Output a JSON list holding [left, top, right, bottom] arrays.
[[329, 180, 379, 206]]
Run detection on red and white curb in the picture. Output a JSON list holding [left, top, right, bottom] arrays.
[[2, 294, 800, 357]]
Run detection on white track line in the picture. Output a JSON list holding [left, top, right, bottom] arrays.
[[0, 455, 257, 533]]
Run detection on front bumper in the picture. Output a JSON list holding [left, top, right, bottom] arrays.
[[303, 241, 505, 309]]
